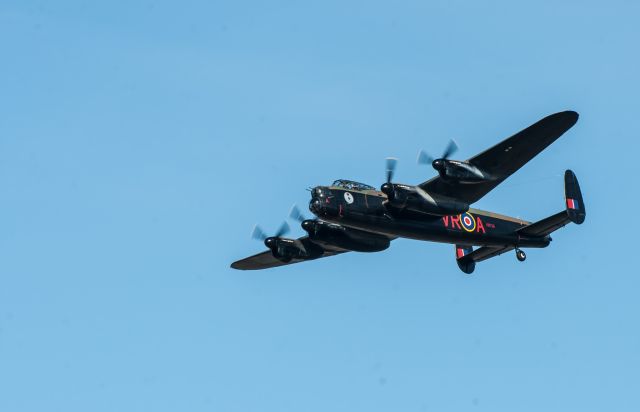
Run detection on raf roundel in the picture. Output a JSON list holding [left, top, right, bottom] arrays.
[[460, 212, 476, 232], [344, 192, 354, 204]]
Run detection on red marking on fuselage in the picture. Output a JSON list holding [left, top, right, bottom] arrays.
[[476, 217, 486, 233], [450, 215, 461, 229]]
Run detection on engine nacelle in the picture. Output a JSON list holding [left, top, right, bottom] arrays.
[[265, 237, 323, 262], [433, 159, 491, 184], [382, 184, 468, 216], [301, 220, 390, 252]]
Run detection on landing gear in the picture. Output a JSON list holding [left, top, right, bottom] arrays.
[[515, 248, 526, 262]]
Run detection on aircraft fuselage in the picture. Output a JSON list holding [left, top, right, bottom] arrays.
[[309, 185, 550, 248]]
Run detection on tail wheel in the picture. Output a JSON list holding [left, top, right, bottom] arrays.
[[516, 249, 526, 262]]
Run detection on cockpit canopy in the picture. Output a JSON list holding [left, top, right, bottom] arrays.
[[331, 179, 376, 191]]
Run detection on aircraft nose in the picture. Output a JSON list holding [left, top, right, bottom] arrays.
[[310, 186, 329, 201], [309, 199, 323, 214], [309, 186, 336, 217], [312, 186, 325, 198]]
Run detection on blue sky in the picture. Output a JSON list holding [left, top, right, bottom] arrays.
[[1, 1, 639, 411]]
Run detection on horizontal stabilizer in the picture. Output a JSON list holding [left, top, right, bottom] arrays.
[[455, 245, 515, 272], [517, 211, 569, 237], [517, 169, 585, 237]]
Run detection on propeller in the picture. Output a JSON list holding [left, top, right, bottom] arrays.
[[289, 204, 306, 223], [442, 139, 459, 159], [385, 157, 398, 183], [251, 225, 267, 241], [417, 139, 458, 171], [251, 221, 290, 245], [381, 157, 398, 198], [290, 204, 318, 235], [253, 207, 316, 256]]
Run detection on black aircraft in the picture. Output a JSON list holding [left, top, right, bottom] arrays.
[[231, 111, 585, 274]]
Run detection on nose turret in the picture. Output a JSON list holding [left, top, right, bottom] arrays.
[[309, 186, 325, 215], [309, 186, 337, 217], [309, 198, 322, 214]]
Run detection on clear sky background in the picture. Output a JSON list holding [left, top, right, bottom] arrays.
[[1, 1, 639, 411]]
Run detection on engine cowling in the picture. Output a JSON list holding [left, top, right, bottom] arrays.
[[381, 184, 468, 216], [301, 220, 390, 252], [265, 237, 323, 262], [433, 159, 490, 183]]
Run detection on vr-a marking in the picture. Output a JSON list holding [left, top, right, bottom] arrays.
[[442, 212, 487, 233]]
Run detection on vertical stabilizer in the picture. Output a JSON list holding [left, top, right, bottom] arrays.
[[455, 245, 475, 274], [564, 170, 586, 224]]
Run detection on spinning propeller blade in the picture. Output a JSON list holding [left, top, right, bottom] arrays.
[[442, 139, 458, 159], [251, 225, 267, 241], [385, 157, 398, 183], [289, 204, 306, 223], [417, 139, 459, 170], [275, 221, 290, 237], [417, 150, 433, 165], [251, 221, 290, 242]]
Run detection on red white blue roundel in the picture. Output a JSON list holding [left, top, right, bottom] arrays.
[[460, 212, 476, 232]]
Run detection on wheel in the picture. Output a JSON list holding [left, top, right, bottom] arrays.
[[516, 249, 526, 262]]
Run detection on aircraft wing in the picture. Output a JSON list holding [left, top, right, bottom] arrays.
[[418, 111, 579, 204], [230, 237, 349, 270]]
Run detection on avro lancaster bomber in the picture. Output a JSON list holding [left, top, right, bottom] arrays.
[[231, 111, 585, 274]]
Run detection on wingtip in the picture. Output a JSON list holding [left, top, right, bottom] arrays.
[[545, 110, 579, 129], [567, 110, 579, 127], [565, 110, 579, 119], [560, 110, 579, 123]]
